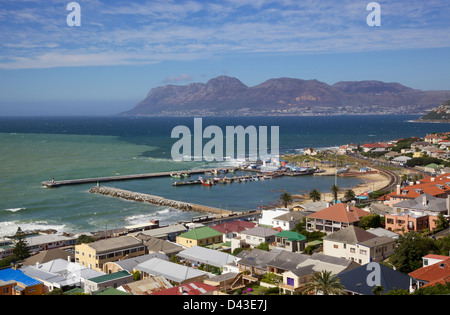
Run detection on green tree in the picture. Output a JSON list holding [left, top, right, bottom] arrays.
[[434, 235, 450, 256], [280, 192, 293, 208], [309, 189, 321, 202], [256, 242, 270, 251], [301, 271, 345, 295], [389, 232, 438, 273], [344, 189, 356, 201], [13, 227, 30, 260], [435, 213, 449, 231], [331, 185, 340, 204], [132, 270, 141, 281], [76, 234, 96, 245], [372, 285, 384, 295], [358, 214, 383, 230]]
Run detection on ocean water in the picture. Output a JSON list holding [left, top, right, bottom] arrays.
[[0, 115, 448, 237]]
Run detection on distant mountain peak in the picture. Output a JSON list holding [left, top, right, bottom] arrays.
[[122, 76, 450, 116]]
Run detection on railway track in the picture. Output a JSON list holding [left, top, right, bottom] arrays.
[[371, 167, 402, 193]]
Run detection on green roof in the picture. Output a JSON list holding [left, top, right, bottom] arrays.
[[88, 270, 131, 284], [178, 226, 222, 240], [276, 231, 306, 241], [93, 288, 131, 296]]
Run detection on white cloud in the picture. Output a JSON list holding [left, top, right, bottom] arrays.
[[0, 0, 449, 69], [162, 73, 194, 84]]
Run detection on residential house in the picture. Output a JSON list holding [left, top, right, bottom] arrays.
[[134, 234, 184, 257], [281, 266, 315, 295], [385, 211, 438, 235], [119, 276, 173, 295], [304, 148, 317, 156], [392, 156, 412, 165], [384, 151, 401, 159], [235, 249, 282, 277], [103, 253, 168, 274], [258, 208, 290, 226], [411, 141, 429, 150], [33, 258, 105, 290], [306, 203, 372, 234], [366, 227, 400, 239], [175, 226, 223, 248], [176, 246, 235, 269], [152, 282, 219, 296], [75, 235, 146, 272], [293, 201, 328, 213], [409, 256, 450, 292], [281, 253, 359, 295], [0, 279, 15, 296], [423, 254, 449, 267], [0, 238, 14, 259], [384, 174, 450, 207], [22, 234, 77, 255], [134, 258, 209, 285], [130, 224, 188, 242], [203, 272, 245, 292], [0, 268, 43, 295], [338, 263, 411, 295], [323, 226, 396, 265], [271, 211, 306, 231], [386, 193, 450, 234], [210, 220, 256, 242], [361, 143, 389, 153], [84, 270, 133, 294], [21, 265, 73, 294], [231, 226, 278, 252], [274, 231, 307, 253], [424, 134, 442, 144], [22, 248, 74, 266]]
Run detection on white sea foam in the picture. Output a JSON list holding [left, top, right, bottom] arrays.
[[0, 220, 68, 238], [5, 207, 25, 213]]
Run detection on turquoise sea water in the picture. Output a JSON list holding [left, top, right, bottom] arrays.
[[0, 115, 448, 237]]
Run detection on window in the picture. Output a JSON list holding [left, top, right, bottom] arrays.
[[333, 244, 338, 249], [287, 278, 294, 286]]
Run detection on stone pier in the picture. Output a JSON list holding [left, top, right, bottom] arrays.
[[89, 186, 233, 215]]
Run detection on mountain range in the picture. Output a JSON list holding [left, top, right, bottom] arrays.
[[122, 76, 450, 116]]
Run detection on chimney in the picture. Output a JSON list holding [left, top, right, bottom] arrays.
[[68, 256, 72, 262], [396, 185, 401, 195], [422, 195, 427, 206], [431, 177, 435, 182], [346, 204, 351, 212]]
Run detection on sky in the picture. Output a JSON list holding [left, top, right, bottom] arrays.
[[0, 0, 449, 116]]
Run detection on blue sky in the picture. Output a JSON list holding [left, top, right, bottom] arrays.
[[0, 0, 449, 115]]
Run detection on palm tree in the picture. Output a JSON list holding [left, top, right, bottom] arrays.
[[280, 192, 293, 208], [331, 185, 340, 204], [344, 189, 355, 201], [301, 270, 346, 295], [309, 189, 321, 202]]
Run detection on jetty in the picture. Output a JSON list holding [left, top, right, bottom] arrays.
[[41, 168, 238, 188], [89, 186, 233, 215]]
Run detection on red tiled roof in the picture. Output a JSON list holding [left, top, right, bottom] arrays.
[[362, 143, 388, 148], [386, 174, 450, 200], [306, 203, 371, 223], [151, 282, 217, 295], [409, 257, 450, 288], [211, 221, 256, 234]]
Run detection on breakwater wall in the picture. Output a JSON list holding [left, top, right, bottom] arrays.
[[89, 186, 233, 215]]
